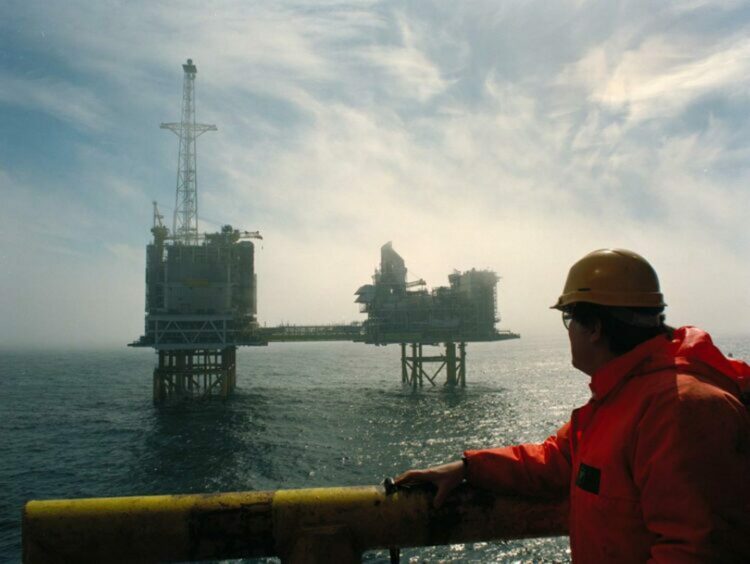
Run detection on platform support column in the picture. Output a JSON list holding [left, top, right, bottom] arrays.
[[153, 351, 166, 402], [445, 342, 457, 386], [220, 350, 229, 397], [459, 342, 467, 387], [152, 347, 237, 403], [410, 343, 418, 388], [220, 346, 236, 398], [400, 344, 408, 383], [175, 351, 186, 396], [395, 341, 473, 389], [417, 344, 424, 387], [229, 347, 237, 392]]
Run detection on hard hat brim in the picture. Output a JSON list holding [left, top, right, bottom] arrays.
[[551, 290, 666, 310]]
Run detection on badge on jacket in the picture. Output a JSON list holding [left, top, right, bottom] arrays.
[[576, 463, 601, 494]]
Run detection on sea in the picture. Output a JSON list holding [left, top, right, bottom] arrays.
[[2, 333, 748, 563]]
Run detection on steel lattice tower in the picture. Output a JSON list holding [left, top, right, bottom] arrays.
[[160, 59, 217, 244]]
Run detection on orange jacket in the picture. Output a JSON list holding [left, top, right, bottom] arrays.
[[464, 327, 750, 563]]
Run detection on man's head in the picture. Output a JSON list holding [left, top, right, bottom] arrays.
[[553, 249, 670, 375]]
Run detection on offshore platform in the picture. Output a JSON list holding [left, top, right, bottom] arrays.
[[131, 59, 518, 402], [130, 59, 265, 401]]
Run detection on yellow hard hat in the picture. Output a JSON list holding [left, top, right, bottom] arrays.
[[552, 249, 666, 310]]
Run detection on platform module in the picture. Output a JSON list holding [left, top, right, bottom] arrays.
[[355, 242, 519, 387]]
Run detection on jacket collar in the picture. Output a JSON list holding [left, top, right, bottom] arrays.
[[588, 326, 750, 401], [588, 332, 673, 401]]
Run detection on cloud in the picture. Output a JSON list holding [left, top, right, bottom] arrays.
[[563, 31, 750, 125], [105, 243, 143, 265], [2, 1, 750, 346], [598, 36, 750, 122], [359, 11, 452, 102], [0, 72, 110, 131]]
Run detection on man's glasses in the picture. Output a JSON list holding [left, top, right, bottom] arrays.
[[562, 310, 574, 330]]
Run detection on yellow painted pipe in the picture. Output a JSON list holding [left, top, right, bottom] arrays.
[[23, 484, 568, 563]]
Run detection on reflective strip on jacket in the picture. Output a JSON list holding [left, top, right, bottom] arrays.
[[464, 327, 750, 563]]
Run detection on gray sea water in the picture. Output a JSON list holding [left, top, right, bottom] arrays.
[[2, 333, 747, 562]]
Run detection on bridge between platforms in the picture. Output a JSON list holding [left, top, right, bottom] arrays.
[[259, 323, 366, 343], [260, 324, 520, 345]]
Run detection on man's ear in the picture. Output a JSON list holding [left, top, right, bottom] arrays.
[[588, 319, 604, 344]]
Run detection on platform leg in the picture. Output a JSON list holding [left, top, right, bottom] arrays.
[[153, 351, 166, 403], [410, 343, 418, 389], [401, 343, 408, 384], [445, 342, 457, 386], [417, 344, 424, 387], [229, 347, 237, 392], [151, 347, 238, 403], [176, 351, 186, 397], [459, 342, 467, 387]]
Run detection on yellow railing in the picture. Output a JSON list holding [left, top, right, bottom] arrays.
[[23, 484, 568, 563]]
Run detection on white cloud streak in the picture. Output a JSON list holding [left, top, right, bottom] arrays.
[[591, 34, 750, 123], [0, 72, 110, 131]]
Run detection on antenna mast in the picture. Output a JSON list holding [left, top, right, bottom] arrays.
[[160, 59, 217, 244]]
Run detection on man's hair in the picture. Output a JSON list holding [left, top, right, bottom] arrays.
[[568, 302, 672, 355]]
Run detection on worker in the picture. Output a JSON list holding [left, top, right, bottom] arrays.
[[395, 248, 750, 562]]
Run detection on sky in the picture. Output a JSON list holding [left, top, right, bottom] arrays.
[[1, 0, 749, 348]]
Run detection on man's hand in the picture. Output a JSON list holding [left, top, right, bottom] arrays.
[[394, 461, 464, 508]]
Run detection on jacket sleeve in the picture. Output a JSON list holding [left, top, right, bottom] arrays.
[[634, 382, 750, 563], [463, 422, 572, 497]]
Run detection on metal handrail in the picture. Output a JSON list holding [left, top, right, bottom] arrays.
[[23, 483, 568, 563]]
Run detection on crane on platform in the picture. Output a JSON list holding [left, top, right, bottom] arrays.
[[151, 200, 263, 243], [240, 230, 263, 240], [152, 201, 164, 228]]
